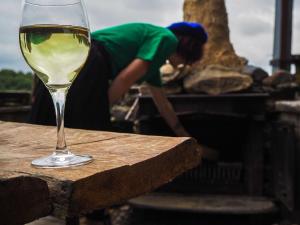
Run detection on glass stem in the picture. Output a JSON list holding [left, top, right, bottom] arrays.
[[50, 88, 69, 155]]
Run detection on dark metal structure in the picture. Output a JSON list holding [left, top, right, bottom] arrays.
[[0, 91, 31, 122], [271, 0, 300, 76], [272, 0, 294, 72], [132, 92, 297, 224], [137, 94, 269, 195]]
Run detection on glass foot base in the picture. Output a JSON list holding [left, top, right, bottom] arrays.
[[31, 152, 93, 168]]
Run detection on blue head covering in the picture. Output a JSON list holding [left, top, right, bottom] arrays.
[[167, 22, 208, 44]]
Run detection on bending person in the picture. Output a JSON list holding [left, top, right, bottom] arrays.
[[30, 22, 208, 136]]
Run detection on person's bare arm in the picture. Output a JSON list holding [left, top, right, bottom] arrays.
[[148, 85, 190, 137], [109, 59, 150, 106]]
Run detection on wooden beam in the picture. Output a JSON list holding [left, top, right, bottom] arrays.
[[0, 122, 201, 222]]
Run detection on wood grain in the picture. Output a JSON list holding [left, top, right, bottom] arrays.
[[0, 122, 201, 223]]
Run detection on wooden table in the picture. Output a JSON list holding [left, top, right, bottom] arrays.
[[0, 121, 201, 225]]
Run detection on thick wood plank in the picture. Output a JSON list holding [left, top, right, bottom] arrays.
[[0, 171, 52, 225], [0, 122, 201, 222]]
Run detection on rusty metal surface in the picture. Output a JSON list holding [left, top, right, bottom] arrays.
[[129, 193, 277, 215]]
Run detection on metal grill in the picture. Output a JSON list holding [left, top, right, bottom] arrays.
[[177, 162, 243, 185]]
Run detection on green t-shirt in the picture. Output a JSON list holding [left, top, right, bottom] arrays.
[[91, 23, 178, 87]]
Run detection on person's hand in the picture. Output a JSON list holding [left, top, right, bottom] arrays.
[[196, 143, 219, 161]]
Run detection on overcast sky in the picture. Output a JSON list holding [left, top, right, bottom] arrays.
[[0, 0, 299, 74]]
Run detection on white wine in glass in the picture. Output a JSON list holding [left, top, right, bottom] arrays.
[[19, 0, 93, 168]]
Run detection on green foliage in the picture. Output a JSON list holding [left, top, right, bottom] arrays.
[[0, 69, 33, 91]]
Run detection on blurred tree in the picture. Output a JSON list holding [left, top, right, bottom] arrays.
[[0, 69, 33, 91]]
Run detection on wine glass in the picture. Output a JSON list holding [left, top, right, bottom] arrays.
[[19, 0, 92, 168]]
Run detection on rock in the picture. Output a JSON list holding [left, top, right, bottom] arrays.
[[183, 64, 253, 95], [241, 65, 269, 83], [111, 105, 130, 121], [248, 84, 266, 93], [183, 0, 247, 70], [263, 82, 298, 94], [262, 70, 295, 87], [160, 63, 190, 94], [276, 82, 298, 90], [160, 63, 175, 75], [161, 64, 190, 84], [139, 85, 151, 95]]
